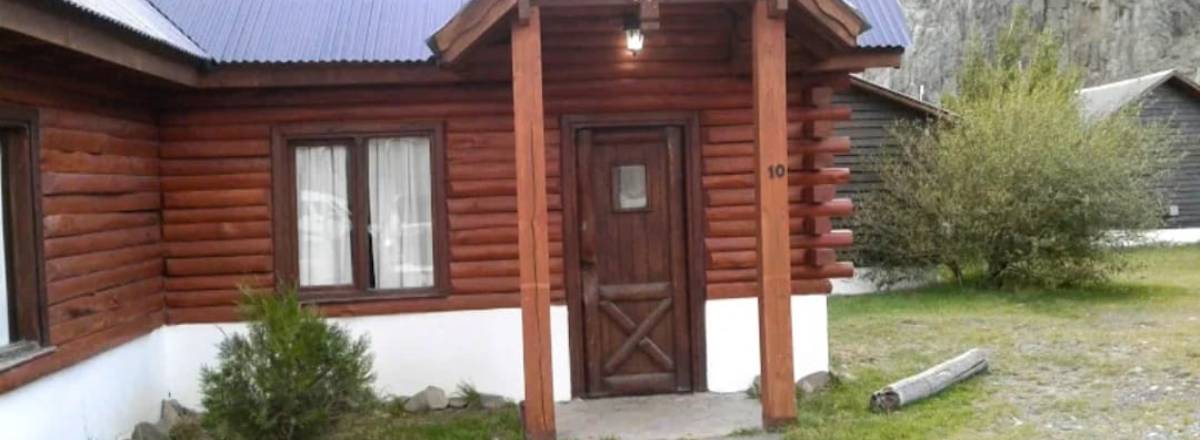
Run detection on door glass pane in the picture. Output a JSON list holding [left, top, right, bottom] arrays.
[[295, 145, 353, 287], [368, 137, 434, 289], [613, 164, 647, 210], [0, 141, 9, 343]]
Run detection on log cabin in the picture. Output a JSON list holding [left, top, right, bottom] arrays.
[[1080, 70, 1200, 240], [0, 0, 910, 437]]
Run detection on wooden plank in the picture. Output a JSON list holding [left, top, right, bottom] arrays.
[[751, 0, 796, 428], [428, 0, 518, 65], [511, 8, 556, 439]]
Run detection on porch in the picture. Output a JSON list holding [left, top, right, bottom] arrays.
[[556, 392, 774, 439]]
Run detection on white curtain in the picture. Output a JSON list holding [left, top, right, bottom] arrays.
[[295, 145, 353, 287], [368, 137, 434, 289], [0, 143, 9, 343]]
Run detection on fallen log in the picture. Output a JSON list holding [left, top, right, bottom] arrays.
[[870, 348, 989, 413]]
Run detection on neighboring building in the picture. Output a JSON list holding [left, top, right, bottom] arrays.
[[0, 0, 909, 438], [1080, 70, 1200, 232], [834, 76, 947, 202]]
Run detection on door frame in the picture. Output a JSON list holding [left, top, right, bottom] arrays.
[[560, 112, 707, 397]]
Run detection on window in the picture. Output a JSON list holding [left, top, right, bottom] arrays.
[[274, 123, 447, 300], [0, 108, 46, 363], [612, 164, 648, 211]]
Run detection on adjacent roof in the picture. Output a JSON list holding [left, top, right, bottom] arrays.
[[57, 0, 207, 58], [147, 0, 470, 64], [845, 0, 910, 49], [850, 75, 949, 118], [1079, 69, 1200, 119], [52, 0, 909, 64]]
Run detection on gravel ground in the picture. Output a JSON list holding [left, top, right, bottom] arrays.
[[821, 246, 1200, 440]]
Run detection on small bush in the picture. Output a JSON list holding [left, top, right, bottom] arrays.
[[199, 286, 376, 440], [855, 10, 1174, 288]]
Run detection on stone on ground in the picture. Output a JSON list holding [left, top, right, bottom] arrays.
[[447, 397, 468, 409], [405, 386, 449, 412], [131, 422, 168, 440], [479, 393, 509, 409], [796, 371, 833, 395]]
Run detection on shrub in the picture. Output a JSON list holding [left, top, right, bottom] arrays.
[[199, 286, 376, 440], [855, 11, 1174, 288]]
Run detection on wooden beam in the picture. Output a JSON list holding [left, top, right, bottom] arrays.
[[790, 0, 865, 48], [640, 0, 662, 31], [429, 0, 519, 65], [800, 50, 904, 73], [751, 0, 797, 429], [511, 6, 556, 440], [0, 0, 199, 86]]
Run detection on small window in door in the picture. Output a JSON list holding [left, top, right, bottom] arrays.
[[612, 164, 647, 211]]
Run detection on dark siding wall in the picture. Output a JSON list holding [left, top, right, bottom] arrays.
[[1140, 83, 1200, 228], [832, 86, 931, 201]]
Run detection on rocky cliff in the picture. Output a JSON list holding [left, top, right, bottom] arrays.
[[863, 0, 1200, 102]]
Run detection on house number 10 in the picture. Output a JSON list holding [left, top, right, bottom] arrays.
[[767, 164, 787, 179]]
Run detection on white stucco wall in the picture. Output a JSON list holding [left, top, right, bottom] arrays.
[[166, 306, 573, 409], [0, 329, 169, 440], [705, 295, 829, 393], [1, 297, 831, 439]]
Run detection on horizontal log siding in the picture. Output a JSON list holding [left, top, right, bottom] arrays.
[[0, 66, 164, 393], [159, 5, 855, 322], [1140, 83, 1200, 228], [831, 86, 931, 202]]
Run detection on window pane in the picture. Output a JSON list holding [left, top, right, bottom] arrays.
[[368, 137, 434, 289], [295, 145, 353, 287], [0, 141, 9, 343], [613, 164, 647, 210]]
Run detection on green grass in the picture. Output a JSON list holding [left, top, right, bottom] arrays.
[[357, 245, 1200, 439], [785, 244, 1200, 440]]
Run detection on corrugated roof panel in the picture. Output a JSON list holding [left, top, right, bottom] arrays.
[[147, 0, 470, 63], [1079, 70, 1177, 120], [845, 0, 911, 49], [58, 0, 208, 58]]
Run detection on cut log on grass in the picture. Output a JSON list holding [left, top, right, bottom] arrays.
[[870, 348, 989, 413]]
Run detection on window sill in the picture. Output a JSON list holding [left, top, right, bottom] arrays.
[[0, 342, 56, 373], [298, 289, 448, 306]]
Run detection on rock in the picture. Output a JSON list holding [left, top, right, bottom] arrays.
[[131, 422, 168, 440], [448, 397, 468, 409], [862, 0, 1200, 103], [479, 393, 509, 410], [796, 371, 833, 395], [405, 386, 449, 412], [158, 399, 199, 431]]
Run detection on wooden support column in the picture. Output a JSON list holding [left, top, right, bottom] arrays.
[[752, 0, 797, 428], [511, 6, 556, 440]]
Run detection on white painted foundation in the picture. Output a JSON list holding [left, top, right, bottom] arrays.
[[705, 295, 829, 393], [1141, 228, 1200, 245], [1, 298, 831, 439], [0, 329, 169, 440]]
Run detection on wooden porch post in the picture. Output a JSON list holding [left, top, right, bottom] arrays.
[[752, 0, 797, 428], [511, 5, 556, 440]]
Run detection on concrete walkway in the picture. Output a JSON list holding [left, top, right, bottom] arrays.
[[555, 392, 780, 440]]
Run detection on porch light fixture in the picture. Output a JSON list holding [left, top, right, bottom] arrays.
[[624, 15, 645, 55]]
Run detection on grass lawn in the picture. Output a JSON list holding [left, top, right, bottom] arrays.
[[377, 245, 1200, 439], [789, 244, 1200, 440]]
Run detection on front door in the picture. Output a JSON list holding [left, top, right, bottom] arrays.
[[576, 125, 692, 397]]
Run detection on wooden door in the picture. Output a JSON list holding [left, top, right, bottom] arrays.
[[576, 125, 692, 397]]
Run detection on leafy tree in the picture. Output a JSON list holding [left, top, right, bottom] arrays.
[[855, 10, 1174, 288], [200, 287, 376, 440]]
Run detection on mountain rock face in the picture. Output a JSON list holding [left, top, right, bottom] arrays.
[[863, 0, 1200, 102]]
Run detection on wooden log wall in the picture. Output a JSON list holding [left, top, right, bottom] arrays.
[[158, 4, 856, 323], [0, 65, 165, 393]]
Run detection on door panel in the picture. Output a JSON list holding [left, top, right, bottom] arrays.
[[577, 125, 691, 397]]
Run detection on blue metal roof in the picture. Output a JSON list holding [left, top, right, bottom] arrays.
[[845, 0, 911, 49], [146, 0, 469, 63], [58, 0, 208, 58], [56, 0, 909, 64]]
